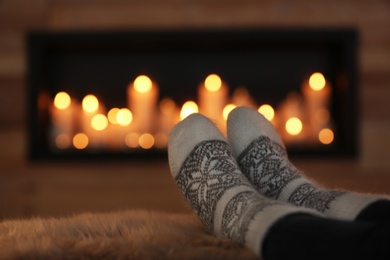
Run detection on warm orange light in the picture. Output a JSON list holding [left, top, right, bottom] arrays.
[[82, 94, 99, 113], [134, 75, 152, 93], [108, 108, 120, 124], [73, 133, 89, 149], [54, 92, 71, 110], [55, 134, 71, 149], [154, 133, 168, 149], [319, 128, 334, 144], [315, 108, 330, 124], [222, 104, 236, 120], [91, 114, 108, 131], [160, 98, 176, 115], [116, 108, 133, 126], [258, 104, 275, 121], [125, 133, 139, 148], [285, 117, 303, 135], [309, 72, 326, 91], [180, 101, 198, 120], [233, 87, 249, 99], [204, 74, 222, 92], [139, 133, 154, 149]]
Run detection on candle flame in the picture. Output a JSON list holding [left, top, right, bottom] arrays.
[[204, 74, 222, 92], [222, 104, 236, 120], [309, 72, 326, 91], [319, 128, 334, 144], [258, 104, 275, 121], [139, 133, 154, 149], [73, 133, 89, 149], [180, 101, 198, 120], [285, 117, 303, 135], [49, 71, 338, 151], [54, 92, 71, 110], [134, 75, 152, 93], [82, 94, 99, 113], [116, 108, 133, 126], [91, 114, 108, 131], [108, 108, 120, 124]]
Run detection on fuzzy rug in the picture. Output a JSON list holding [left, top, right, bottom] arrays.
[[0, 210, 257, 259]]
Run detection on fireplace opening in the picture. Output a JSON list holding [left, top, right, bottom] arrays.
[[27, 28, 358, 160]]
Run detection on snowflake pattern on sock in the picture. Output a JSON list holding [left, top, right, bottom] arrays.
[[237, 136, 300, 199], [237, 136, 346, 213], [270, 141, 288, 159], [221, 191, 283, 244], [288, 183, 345, 212], [175, 140, 253, 230]]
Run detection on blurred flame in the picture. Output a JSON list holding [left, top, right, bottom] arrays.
[[134, 75, 152, 93], [204, 74, 222, 92], [108, 108, 120, 124], [285, 117, 303, 135], [139, 133, 154, 149], [258, 104, 275, 121], [91, 114, 108, 131], [319, 128, 334, 144], [125, 133, 139, 148], [116, 108, 133, 126], [82, 94, 99, 113], [222, 104, 236, 120], [73, 133, 89, 149], [54, 92, 71, 110], [309, 72, 326, 91], [180, 101, 198, 120]]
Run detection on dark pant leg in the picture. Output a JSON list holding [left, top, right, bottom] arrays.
[[356, 200, 390, 222], [262, 213, 390, 260]]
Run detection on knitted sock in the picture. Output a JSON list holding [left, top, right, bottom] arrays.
[[168, 113, 317, 257], [227, 106, 383, 221]]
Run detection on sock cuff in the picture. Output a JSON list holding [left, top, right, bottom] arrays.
[[326, 193, 382, 220], [246, 204, 319, 257], [227, 106, 285, 158], [168, 113, 226, 177]]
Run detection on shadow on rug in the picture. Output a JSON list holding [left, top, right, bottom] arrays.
[[0, 209, 257, 259]]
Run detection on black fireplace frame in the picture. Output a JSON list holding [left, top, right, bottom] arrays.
[[26, 28, 359, 161]]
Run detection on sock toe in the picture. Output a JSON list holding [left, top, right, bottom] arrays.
[[168, 113, 226, 177], [227, 106, 285, 158]]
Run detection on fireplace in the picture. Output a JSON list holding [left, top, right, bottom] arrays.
[[27, 28, 358, 160]]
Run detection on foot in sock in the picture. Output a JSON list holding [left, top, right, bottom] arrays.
[[168, 113, 317, 257], [227, 106, 385, 221]]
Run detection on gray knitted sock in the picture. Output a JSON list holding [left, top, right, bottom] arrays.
[[227, 106, 381, 221], [168, 113, 317, 257]]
